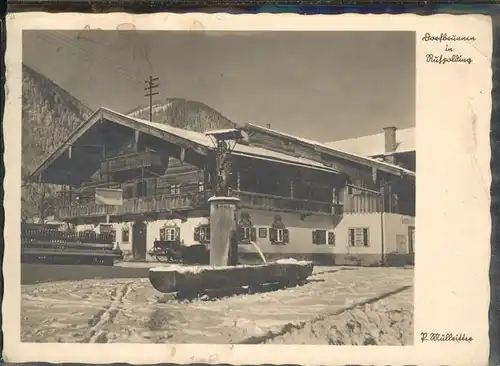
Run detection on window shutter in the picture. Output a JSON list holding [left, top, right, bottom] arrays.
[[159, 228, 165, 241], [194, 226, 200, 241], [348, 229, 354, 246], [206, 227, 211, 240], [283, 229, 290, 243], [269, 228, 278, 242], [312, 230, 318, 244], [175, 227, 181, 241], [238, 226, 245, 240], [363, 228, 369, 247], [320, 230, 327, 244], [251, 227, 257, 242], [328, 232, 335, 245]]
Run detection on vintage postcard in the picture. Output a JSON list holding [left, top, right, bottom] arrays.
[[3, 12, 492, 365]]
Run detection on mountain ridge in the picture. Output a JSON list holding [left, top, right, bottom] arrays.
[[22, 64, 93, 173], [126, 97, 239, 132]]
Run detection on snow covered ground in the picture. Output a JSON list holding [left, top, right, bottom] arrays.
[[21, 266, 414, 345]]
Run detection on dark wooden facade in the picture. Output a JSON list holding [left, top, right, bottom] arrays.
[[242, 125, 415, 217], [31, 109, 415, 224]]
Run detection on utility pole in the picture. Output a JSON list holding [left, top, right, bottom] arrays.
[[144, 76, 159, 122]]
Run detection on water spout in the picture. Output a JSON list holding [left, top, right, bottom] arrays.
[[249, 241, 267, 264]]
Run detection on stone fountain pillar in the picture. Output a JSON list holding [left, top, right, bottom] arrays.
[[208, 196, 240, 266]]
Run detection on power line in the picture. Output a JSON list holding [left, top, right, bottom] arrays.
[[144, 76, 159, 122], [39, 32, 144, 87]]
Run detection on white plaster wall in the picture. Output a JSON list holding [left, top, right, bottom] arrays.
[[145, 214, 209, 251], [383, 213, 415, 254], [74, 210, 415, 257], [113, 222, 132, 252], [237, 209, 384, 255], [76, 214, 209, 253], [338, 213, 383, 256]]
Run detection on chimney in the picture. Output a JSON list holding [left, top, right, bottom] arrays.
[[266, 124, 271, 129], [383, 126, 397, 153], [383, 126, 397, 164]]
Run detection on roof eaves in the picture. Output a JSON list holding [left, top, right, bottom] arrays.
[[246, 123, 415, 178], [313, 144, 415, 177], [29, 107, 213, 183], [232, 150, 340, 175], [100, 108, 211, 155], [28, 108, 104, 182]]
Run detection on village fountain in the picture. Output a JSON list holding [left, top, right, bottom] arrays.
[[149, 128, 314, 296]]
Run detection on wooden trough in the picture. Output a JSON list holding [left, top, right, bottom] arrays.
[[149, 259, 314, 295]]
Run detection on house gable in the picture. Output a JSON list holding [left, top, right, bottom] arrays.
[[29, 107, 210, 186]]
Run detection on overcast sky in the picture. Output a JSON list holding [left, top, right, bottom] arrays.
[[23, 30, 415, 142]]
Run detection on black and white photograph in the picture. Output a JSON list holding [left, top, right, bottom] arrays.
[[3, 12, 491, 366], [19, 29, 416, 345]]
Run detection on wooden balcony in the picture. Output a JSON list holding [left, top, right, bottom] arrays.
[[57, 189, 341, 220], [57, 192, 208, 220], [233, 190, 341, 216], [100, 151, 165, 175]]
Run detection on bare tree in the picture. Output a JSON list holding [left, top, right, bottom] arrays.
[[21, 183, 56, 223]]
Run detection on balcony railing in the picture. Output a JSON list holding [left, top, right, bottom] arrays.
[[56, 189, 343, 220], [57, 192, 208, 220], [233, 190, 341, 216], [100, 151, 164, 174]]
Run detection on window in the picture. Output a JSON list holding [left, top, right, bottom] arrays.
[[160, 225, 179, 242], [160, 228, 175, 241], [195, 225, 211, 243], [270, 215, 288, 245], [200, 226, 210, 241], [270, 228, 289, 244], [242, 227, 250, 240], [312, 230, 327, 245], [328, 232, 335, 245], [277, 229, 284, 242], [122, 227, 130, 243], [348, 228, 369, 247], [259, 228, 267, 238], [238, 212, 255, 243], [238, 226, 257, 243], [170, 184, 181, 196]]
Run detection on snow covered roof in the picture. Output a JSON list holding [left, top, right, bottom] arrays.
[[30, 107, 414, 184], [245, 123, 415, 177], [114, 111, 215, 147], [104, 109, 340, 174], [325, 127, 415, 157]]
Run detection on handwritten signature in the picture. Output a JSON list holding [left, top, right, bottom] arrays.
[[420, 332, 473, 343]]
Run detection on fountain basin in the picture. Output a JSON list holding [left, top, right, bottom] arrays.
[[149, 259, 314, 294]]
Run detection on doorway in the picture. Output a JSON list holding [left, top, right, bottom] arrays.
[[408, 226, 415, 265], [132, 221, 147, 261], [408, 226, 415, 254]]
